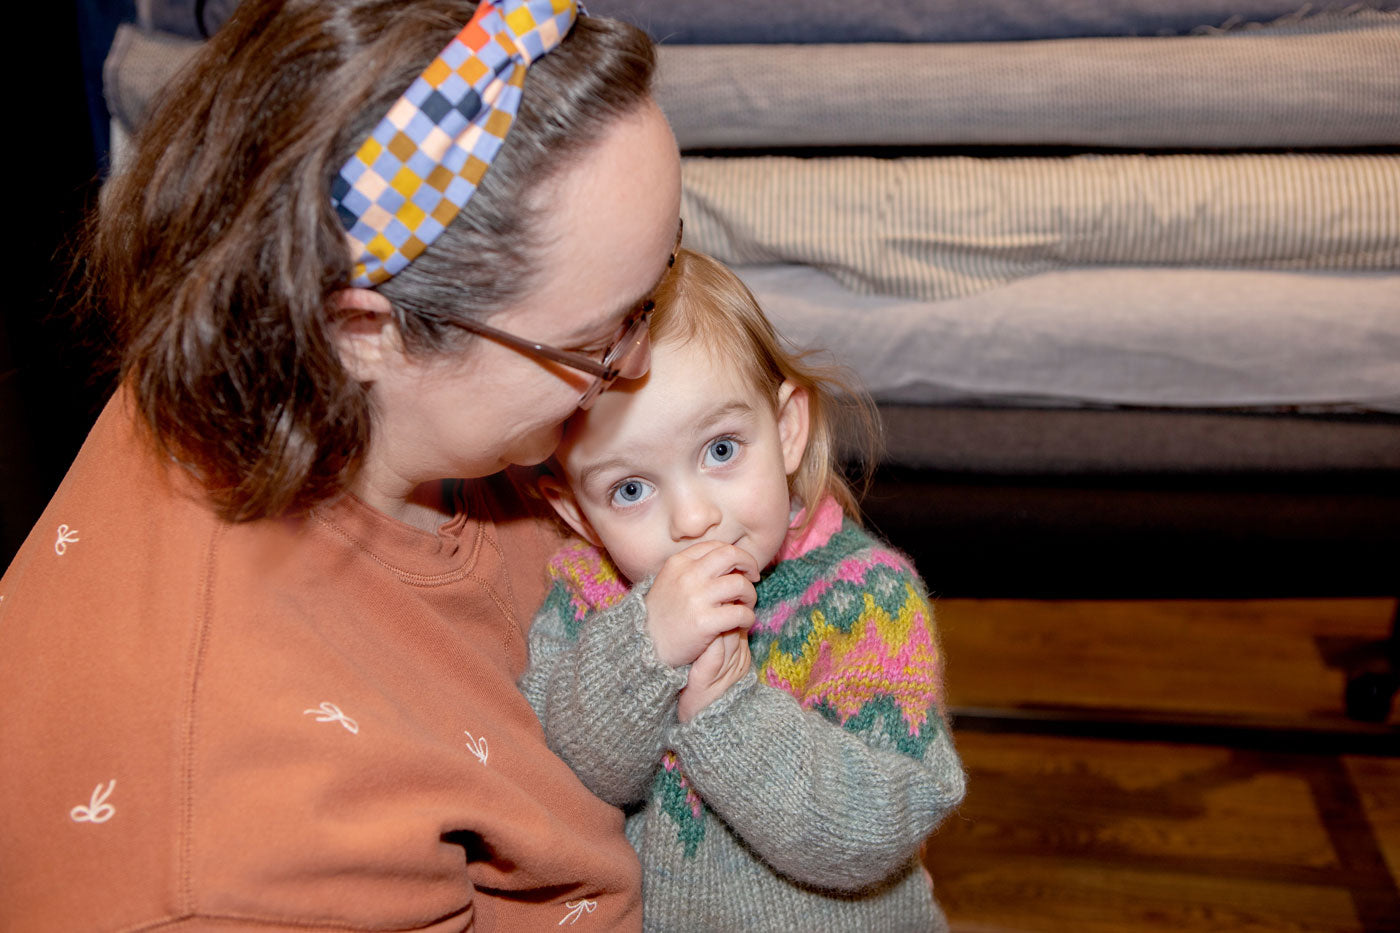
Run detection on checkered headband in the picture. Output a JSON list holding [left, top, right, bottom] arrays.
[[331, 0, 582, 287]]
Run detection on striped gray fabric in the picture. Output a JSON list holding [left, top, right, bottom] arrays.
[[681, 154, 1400, 302], [654, 11, 1400, 149]]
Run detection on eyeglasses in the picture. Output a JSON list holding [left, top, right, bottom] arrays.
[[449, 218, 682, 408]]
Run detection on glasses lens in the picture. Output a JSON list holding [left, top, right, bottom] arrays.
[[577, 310, 651, 409], [604, 310, 651, 375]]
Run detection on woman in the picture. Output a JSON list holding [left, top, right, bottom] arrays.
[[0, 0, 679, 928]]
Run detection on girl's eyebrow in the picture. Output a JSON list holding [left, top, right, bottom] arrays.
[[572, 400, 755, 492], [574, 455, 635, 495], [695, 400, 755, 434]]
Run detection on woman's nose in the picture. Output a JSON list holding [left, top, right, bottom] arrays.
[[670, 488, 721, 540]]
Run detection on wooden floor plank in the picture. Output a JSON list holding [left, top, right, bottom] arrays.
[[1347, 756, 1400, 884], [923, 598, 1398, 931], [936, 598, 1398, 724], [934, 854, 1363, 933], [926, 732, 1393, 933]]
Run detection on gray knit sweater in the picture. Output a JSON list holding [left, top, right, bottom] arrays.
[[520, 499, 966, 931]]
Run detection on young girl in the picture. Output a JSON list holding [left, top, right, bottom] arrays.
[[519, 249, 965, 931]]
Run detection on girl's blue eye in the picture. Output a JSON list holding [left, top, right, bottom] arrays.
[[704, 437, 739, 466], [610, 479, 653, 506]]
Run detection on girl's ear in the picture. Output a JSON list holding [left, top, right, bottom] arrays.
[[330, 288, 400, 383], [539, 471, 605, 548], [775, 381, 812, 477]]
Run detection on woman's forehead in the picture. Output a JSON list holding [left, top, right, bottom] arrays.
[[511, 103, 680, 339]]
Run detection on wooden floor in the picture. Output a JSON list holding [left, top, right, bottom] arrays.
[[923, 598, 1399, 933]]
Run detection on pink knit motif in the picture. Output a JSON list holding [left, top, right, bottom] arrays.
[[547, 541, 629, 620], [797, 589, 941, 735], [750, 602, 795, 636]]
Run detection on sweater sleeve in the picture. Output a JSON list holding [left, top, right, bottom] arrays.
[[664, 533, 966, 892], [519, 547, 687, 807]]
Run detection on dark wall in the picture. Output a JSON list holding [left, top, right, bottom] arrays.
[[1, 1, 126, 566]]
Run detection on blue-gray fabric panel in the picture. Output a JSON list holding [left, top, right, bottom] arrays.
[[736, 263, 1400, 413], [587, 0, 1399, 43]]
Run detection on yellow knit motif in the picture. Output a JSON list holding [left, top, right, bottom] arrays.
[[758, 582, 939, 731]]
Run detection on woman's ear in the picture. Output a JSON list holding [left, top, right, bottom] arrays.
[[538, 471, 604, 548], [330, 287, 399, 383], [775, 381, 812, 477]]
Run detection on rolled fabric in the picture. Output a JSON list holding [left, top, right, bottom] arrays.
[[103, 24, 198, 139], [654, 11, 1400, 149], [681, 153, 1400, 302], [587, 0, 1400, 44], [736, 262, 1400, 413], [106, 13, 1400, 154]]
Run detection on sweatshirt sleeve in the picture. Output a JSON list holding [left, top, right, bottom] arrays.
[[664, 536, 966, 892], [519, 552, 687, 807]]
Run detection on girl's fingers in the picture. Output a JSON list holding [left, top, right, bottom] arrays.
[[690, 542, 761, 583], [675, 540, 728, 564], [708, 573, 756, 611], [707, 602, 755, 635]]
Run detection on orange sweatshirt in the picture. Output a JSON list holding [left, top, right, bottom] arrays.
[[0, 391, 642, 931]]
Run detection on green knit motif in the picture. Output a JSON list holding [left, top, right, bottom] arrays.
[[653, 751, 707, 857], [756, 524, 871, 607], [811, 693, 936, 760], [536, 580, 585, 641]]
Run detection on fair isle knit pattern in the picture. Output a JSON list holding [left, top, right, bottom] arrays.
[[751, 497, 944, 754], [531, 497, 965, 931], [540, 539, 629, 639], [542, 499, 944, 753]]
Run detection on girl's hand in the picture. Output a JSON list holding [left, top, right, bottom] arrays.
[[678, 629, 751, 722], [645, 541, 759, 668]]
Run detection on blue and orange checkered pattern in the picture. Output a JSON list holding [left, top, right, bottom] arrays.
[[332, 0, 580, 287]]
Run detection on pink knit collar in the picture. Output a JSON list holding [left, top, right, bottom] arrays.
[[775, 495, 844, 563]]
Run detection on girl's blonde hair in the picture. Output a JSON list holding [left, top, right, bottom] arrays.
[[649, 248, 882, 525]]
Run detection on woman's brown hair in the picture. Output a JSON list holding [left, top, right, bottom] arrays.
[[88, 0, 655, 521], [648, 249, 883, 527]]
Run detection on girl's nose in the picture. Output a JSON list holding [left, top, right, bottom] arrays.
[[670, 488, 721, 541]]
